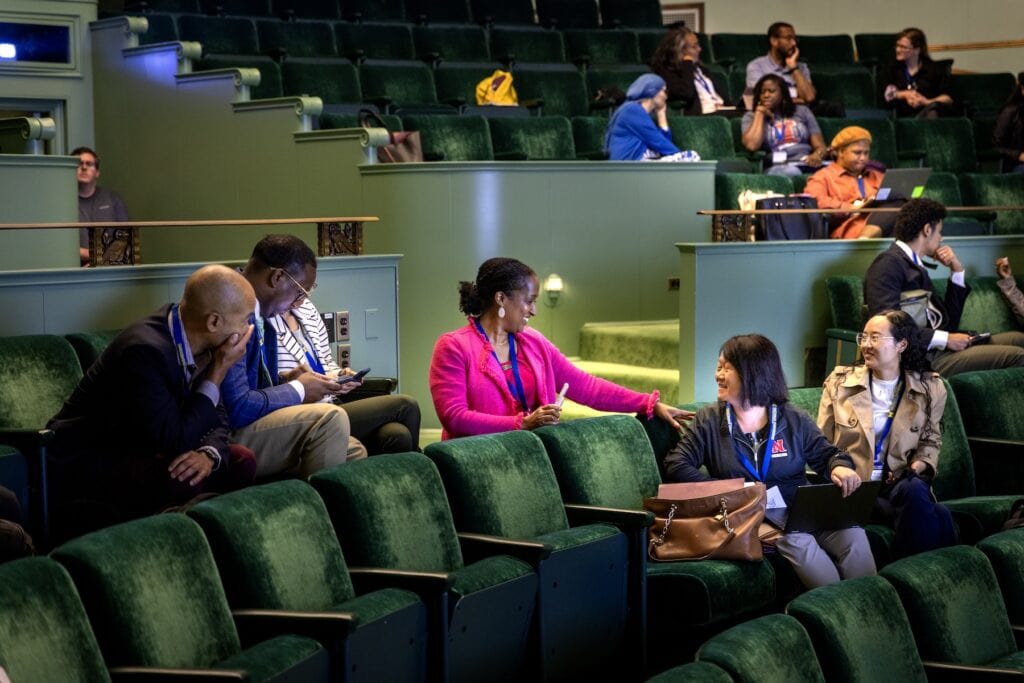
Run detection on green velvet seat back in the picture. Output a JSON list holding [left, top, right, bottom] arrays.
[[950, 72, 1016, 116], [978, 529, 1024, 624], [813, 67, 876, 110], [880, 545, 1017, 665], [709, 33, 765, 68], [402, 114, 494, 161], [256, 19, 336, 58], [824, 275, 865, 330], [931, 379, 976, 501], [797, 35, 856, 66], [309, 452, 465, 573], [64, 330, 120, 374], [412, 25, 489, 63], [960, 173, 1024, 235], [598, 0, 662, 28], [714, 173, 794, 210], [187, 480, 356, 611], [922, 171, 963, 206], [425, 430, 570, 538], [646, 661, 733, 683], [854, 33, 899, 66], [473, 0, 535, 25], [697, 613, 825, 683], [896, 118, 977, 173], [535, 415, 660, 508], [787, 576, 926, 682], [406, 0, 472, 23], [137, 13, 178, 46], [320, 111, 402, 131], [0, 557, 111, 683], [342, 0, 406, 22], [646, 558, 776, 627], [489, 26, 566, 63], [0, 334, 82, 430], [126, 0, 197, 11], [274, 0, 341, 19], [195, 55, 283, 99], [787, 387, 822, 422], [199, 0, 270, 16], [359, 61, 439, 107], [563, 29, 641, 64], [572, 115, 609, 158], [513, 66, 590, 118], [335, 23, 414, 60], [668, 115, 736, 161], [433, 62, 505, 106], [955, 276, 1022, 334], [585, 65, 651, 102], [0, 444, 27, 512], [178, 15, 258, 55], [282, 57, 360, 103], [51, 514, 241, 668], [949, 368, 1024, 441], [817, 117, 896, 168], [535, 0, 599, 30], [487, 116, 576, 160]]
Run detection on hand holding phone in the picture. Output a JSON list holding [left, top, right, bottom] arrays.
[[968, 333, 992, 347], [336, 367, 371, 385]]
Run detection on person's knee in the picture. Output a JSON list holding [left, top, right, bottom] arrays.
[[375, 423, 414, 453]]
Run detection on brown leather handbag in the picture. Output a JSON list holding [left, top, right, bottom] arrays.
[[645, 480, 767, 562]]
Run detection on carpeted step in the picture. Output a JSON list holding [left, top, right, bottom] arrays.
[[567, 358, 679, 406], [579, 320, 679, 369]]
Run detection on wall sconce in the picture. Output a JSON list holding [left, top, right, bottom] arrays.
[[544, 273, 563, 307]]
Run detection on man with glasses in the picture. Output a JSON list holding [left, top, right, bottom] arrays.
[[864, 198, 1024, 376], [222, 235, 367, 479], [74, 146, 128, 266]]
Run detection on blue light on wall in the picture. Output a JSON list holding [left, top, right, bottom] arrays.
[[0, 22, 70, 64], [0, 43, 15, 60]]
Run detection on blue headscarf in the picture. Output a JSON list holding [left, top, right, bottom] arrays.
[[604, 73, 667, 154]]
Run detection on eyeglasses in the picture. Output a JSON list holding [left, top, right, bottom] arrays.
[[856, 333, 896, 346], [78, 160, 97, 168], [894, 42, 914, 50], [278, 268, 317, 302]]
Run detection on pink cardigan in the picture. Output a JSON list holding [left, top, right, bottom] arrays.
[[429, 321, 657, 439]]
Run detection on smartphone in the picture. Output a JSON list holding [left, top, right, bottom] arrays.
[[969, 333, 992, 347], [336, 367, 371, 384]]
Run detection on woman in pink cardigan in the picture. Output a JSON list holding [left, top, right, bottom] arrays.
[[429, 257, 692, 439]]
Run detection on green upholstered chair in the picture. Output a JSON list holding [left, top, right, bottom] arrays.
[[136, 13, 179, 46], [0, 557, 111, 682], [0, 334, 84, 545], [586, 64, 651, 110], [255, 19, 336, 59], [668, 116, 751, 170], [786, 576, 927, 682], [432, 61, 507, 109], [488, 26, 566, 64], [948, 368, 1024, 495], [309, 452, 538, 683], [320, 111, 402, 131], [797, 35, 856, 67], [64, 330, 120, 374], [896, 118, 978, 174], [51, 514, 329, 680], [572, 115, 609, 160], [978, 529, 1024, 625], [472, 0, 536, 26], [816, 117, 904, 169], [424, 430, 633, 681], [854, 33, 899, 68], [282, 57, 361, 104], [714, 172, 794, 210], [811, 67, 877, 112], [534, 415, 777, 672], [177, 15, 259, 55], [406, 0, 472, 23], [881, 545, 1024, 674], [401, 114, 494, 161], [359, 60, 449, 114], [645, 661, 733, 683], [125, 0, 198, 11], [599, 0, 662, 28], [0, 444, 28, 523], [187, 480, 428, 683], [709, 33, 764, 69], [563, 29, 642, 66], [412, 25, 490, 64], [341, 0, 406, 22], [959, 173, 1024, 235], [823, 274, 864, 370], [950, 72, 1016, 117], [922, 171, 992, 235], [195, 55, 284, 100], [334, 22, 415, 62], [274, 0, 342, 19], [487, 116, 576, 160], [695, 614, 826, 683], [513, 65, 591, 118], [535, 0, 600, 30], [199, 0, 271, 16]]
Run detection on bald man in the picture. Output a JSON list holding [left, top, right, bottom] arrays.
[[47, 265, 257, 529]]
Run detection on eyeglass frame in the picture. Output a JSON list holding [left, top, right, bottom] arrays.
[[277, 267, 317, 302], [856, 333, 896, 346]]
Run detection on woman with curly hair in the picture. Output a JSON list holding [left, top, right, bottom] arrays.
[[649, 27, 726, 116], [817, 309, 956, 558]]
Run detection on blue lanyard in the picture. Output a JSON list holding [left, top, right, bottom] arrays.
[[904, 64, 914, 89], [304, 350, 325, 375], [694, 68, 712, 94], [253, 317, 274, 387], [871, 376, 905, 467], [772, 120, 787, 146], [289, 315, 326, 374], [726, 404, 778, 482], [169, 303, 189, 378], [856, 176, 866, 199], [473, 319, 530, 412]]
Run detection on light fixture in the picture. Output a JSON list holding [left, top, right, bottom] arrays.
[[0, 44, 16, 60], [544, 273, 563, 307]]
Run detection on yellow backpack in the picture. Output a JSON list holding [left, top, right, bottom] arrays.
[[475, 70, 519, 106]]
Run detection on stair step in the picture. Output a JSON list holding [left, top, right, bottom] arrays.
[[579, 320, 679, 369], [569, 359, 679, 405]]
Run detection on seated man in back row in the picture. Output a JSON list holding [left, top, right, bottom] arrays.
[[864, 198, 1024, 376]]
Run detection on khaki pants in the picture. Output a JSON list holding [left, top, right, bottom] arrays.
[[775, 526, 876, 589], [232, 403, 367, 479]]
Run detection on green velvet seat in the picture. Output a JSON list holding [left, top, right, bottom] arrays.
[[881, 545, 1024, 672], [432, 60, 508, 108], [535, 0, 600, 30], [488, 26, 566, 64], [895, 117, 978, 174], [812, 68, 877, 112], [255, 18, 336, 58], [535, 415, 778, 672], [412, 24, 490, 63], [786, 576, 927, 682], [854, 33, 899, 68], [714, 173, 794, 210], [586, 64, 651, 107], [320, 111, 402, 130], [563, 29, 642, 65], [0, 444, 27, 519], [125, 0, 197, 11], [960, 173, 1024, 235], [52, 514, 329, 680], [949, 368, 1024, 441], [406, 0, 472, 23], [401, 114, 494, 161], [334, 22, 415, 62], [187, 480, 428, 683], [571, 115, 609, 160], [273, 0, 341, 19], [923, 171, 991, 235], [816, 117, 900, 168], [359, 60, 448, 114], [709, 33, 764, 69], [136, 13, 179, 46], [64, 329, 120, 374], [978, 529, 1024, 624], [513, 64, 591, 118], [598, 0, 663, 28], [0, 557, 111, 682], [199, 0, 271, 16], [472, 0, 536, 26], [950, 72, 1017, 117], [425, 430, 633, 681], [309, 452, 538, 683], [281, 57, 361, 104], [668, 116, 748, 167], [797, 35, 856, 67], [645, 661, 733, 683], [195, 55, 284, 99], [177, 15, 259, 55], [696, 614, 825, 683], [487, 116, 576, 160], [341, 0, 406, 22]]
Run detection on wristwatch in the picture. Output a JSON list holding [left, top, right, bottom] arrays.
[[197, 446, 223, 471]]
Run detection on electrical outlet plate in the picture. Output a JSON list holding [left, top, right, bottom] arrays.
[[335, 310, 350, 342], [337, 343, 351, 369]]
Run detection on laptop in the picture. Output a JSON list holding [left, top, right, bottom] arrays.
[[764, 481, 881, 534], [865, 167, 932, 234]]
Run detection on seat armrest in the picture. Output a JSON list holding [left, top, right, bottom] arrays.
[[335, 377, 397, 404], [458, 531, 551, 567], [232, 608, 355, 647], [922, 660, 1024, 681], [423, 151, 445, 162], [109, 668, 246, 682], [521, 98, 544, 115], [343, 49, 366, 64], [564, 503, 653, 532], [348, 566, 453, 599], [968, 436, 1024, 496], [1013, 624, 1024, 649], [0, 428, 55, 452]]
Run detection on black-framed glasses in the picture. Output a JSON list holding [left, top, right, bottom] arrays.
[[856, 333, 896, 346], [278, 268, 317, 302]]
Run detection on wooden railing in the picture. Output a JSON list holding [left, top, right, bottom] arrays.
[[0, 216, 378, 267]]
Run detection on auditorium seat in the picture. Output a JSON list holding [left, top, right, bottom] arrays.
[[563, 28, 642, 66], [359, 60, 452, 113], [425, 430, 635, 681], [635, 27, 672, 64], [950, 72, 1016, 117], [64, 330, 120, 373], [920, 172, 993, 235], [195, 54, 284, 99], [709, 33, 764, 68], [471, 0, 536, 26], [977, 529, 1024, 624], [535, 0, 600, 29], [412, 23, 490, 63], [598, 0, 663, 27], [310, 452, 538, 682], [487, 116, 575, 159], [342, 0, 407, 22], [282, 57, 360, 104], [895, 118, 978, 174], [571, 115, 609, 159], [401, 114, 494, 160], [797, 34, 856, 67], [948, 368, 1024, 444], [272, 0, 341, 20], [489, 26, 566, 65], [188, 480, 428, 681], [816, 117, 905, 169], [696, 614, 826, 682], [320, 111, 402, 130], [811, 67, 877, 113], [334, 22, 415, 61], [52, 514, 330, 680], [136, 12, 179, 45], [714, 172, 794, 210], [432, 60, 506, 108], [853, 33, 899, 68], [125, 0, 198, 11], [406, 0, 472, 24], [512, 64, 590, 117], [960, 173, 1024, 234], [0, 445, 27, 533], [256, 18, 337, 58], [199, 0, 272, 16], [586, 64, 651, 110], [177, 15, 259, 55], [667, 116, 752, 170]]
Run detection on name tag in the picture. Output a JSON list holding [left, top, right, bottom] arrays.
[[772, 150, 787, 164], [766, 485, 787, 510], [871, 467, 884, 481]]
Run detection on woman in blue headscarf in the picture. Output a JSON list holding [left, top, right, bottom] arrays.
[[605, 73, 683, 161]]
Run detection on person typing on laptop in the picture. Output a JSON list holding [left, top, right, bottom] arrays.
[[663, 334, 876, 589]]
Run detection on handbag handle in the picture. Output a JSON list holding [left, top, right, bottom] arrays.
[[358, 108, 391, 133], [648, 498, 739, 561]]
